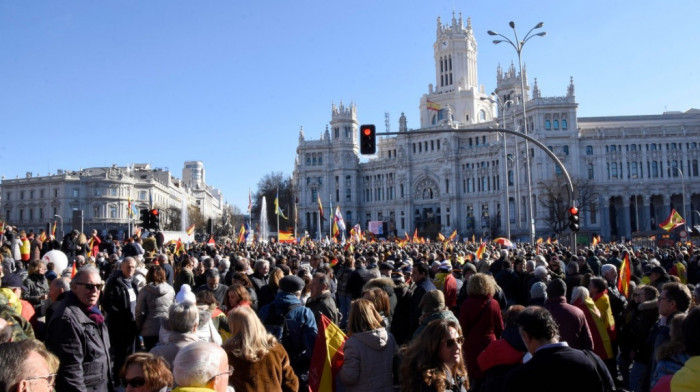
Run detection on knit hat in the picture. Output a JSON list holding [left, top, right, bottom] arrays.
[[419, 290, 445, 314], [279, 275, 305, 293], [175, 284, 196, 304], [530, 282, 547, 300]]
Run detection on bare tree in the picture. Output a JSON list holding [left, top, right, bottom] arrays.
[[538, 176, 600, 235], [253, 172, 296, 232]]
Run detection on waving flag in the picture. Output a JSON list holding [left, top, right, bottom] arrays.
[[317, 194, 326, 221], [333, 206, 346, 234], [51, 221, 57, 237], [427, 100, 441, 111], [659, 209, 684, 231], [475, 242, 486, 260], [275, 191, 288, 220], [127, 197, 134, 216], [174, 238, 185, 256], [247, 189, 252, 213], [592, 235, 600, 246], [308, 314, 347, 392], [618, 252, 632, 298], [237, 224, 246, 244], [448, 230, 458, 241], [186, 224, 196, 236], [413, 228, 419, 243]]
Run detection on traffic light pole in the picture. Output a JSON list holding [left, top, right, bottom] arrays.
[[366, 127, 577, 253]]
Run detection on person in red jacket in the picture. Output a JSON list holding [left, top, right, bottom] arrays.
[[477, 305, 527, 392]]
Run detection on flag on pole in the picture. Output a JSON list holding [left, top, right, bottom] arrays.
[[38, 231, 47, 242], [659, 209, 685, 231], [332, 220, 339, 238], [448, 230, 457, 241], [308, 314, 347, 392], [51, 221, 57, 237], [247, 189, 253, 213], [317, 194, 326, 221], [127, 197, 133, 216], [413, 229, 419, 243], [475, 242, 486, 260], [186, 224, 196, 236], [333, 206, 346, 235], [437, 232, 446, 242], [275, 191, 288, 220], [618, 252, 632, 298]]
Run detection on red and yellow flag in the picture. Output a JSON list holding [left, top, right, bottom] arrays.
[[427, 100, 441, 111], [70, 262, 78, 279], [592, 235, 600, 246], [237, 225, 246, 245], [618, 252, 631, 298], [448, 230, 457, 241], [174, 238, 185, 256], [475, 242, 486, 260], [659, 209, 685, 231], [308, 314, 347, 392], [437, 232, 446, 242], [412, 228, 419, 243], [38, 231, 47, 242], [186, 224, 196, 236], [51, 221, 57, 237]]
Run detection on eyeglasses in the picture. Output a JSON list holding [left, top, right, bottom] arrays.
[[444, 336, 465, 348], [208, 365, 234, 382], [122, 377, 146, 388], [74, 282, 104, 291], [25, 373, 57, 386]]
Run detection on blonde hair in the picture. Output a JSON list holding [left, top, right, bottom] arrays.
[[347, 299, 384, 336], [467, 273, 497, 297], [224, 305, 277, 362]]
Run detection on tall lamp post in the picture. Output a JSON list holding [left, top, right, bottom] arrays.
[[488, 21, 546, 245], [675, 167, 688, 230], [481, 93, 514, 239]]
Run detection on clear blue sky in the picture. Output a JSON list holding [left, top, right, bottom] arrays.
[[2, 1, 699, 211]]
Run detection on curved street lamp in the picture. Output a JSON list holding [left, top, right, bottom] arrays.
[[488, 21, 546, 245]]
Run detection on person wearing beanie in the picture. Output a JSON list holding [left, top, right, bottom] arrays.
[[176, 284, 196, 304], [258, 274, 318, 390], [413, 289, 459, 338]]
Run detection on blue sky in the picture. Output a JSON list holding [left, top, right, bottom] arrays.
[[1, 1, 699, 211]]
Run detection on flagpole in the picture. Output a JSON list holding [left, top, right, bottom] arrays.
[[317, 203, 321, 242], [276, 188, 280, 243], [329, 195, 333, 239], [248, 188, 252, 242]]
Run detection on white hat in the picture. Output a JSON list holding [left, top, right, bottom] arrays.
[[175, 284, 196, 304]]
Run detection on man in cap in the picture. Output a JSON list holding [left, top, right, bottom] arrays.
[[258, 275, 318, 389]]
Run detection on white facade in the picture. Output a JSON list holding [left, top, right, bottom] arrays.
[[293, 13, 700, 243], [0, 162, 224, 239]]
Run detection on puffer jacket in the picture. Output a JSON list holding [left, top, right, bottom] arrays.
[[339, 327, 398, 392], [135, 282, 175, 337], [22, 273, 49, 306]]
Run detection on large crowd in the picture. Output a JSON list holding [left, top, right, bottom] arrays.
[[0, 225, 699, 392]]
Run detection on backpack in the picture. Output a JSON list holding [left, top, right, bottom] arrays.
[[264, 303, 301, 346]]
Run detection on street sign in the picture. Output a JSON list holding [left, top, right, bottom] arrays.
[[680, 230, 687, 240]]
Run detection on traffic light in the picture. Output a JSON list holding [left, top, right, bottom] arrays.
[[360, 124, 376, 155], [568, 206, 580, 232], [150, 209, 160, 231], [140, 209, 150, 229]]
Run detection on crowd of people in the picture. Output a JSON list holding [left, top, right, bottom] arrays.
[[1, 224, 700, 392]]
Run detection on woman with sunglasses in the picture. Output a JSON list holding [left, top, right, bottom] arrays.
[[401, 319, 469, 392], [120, 353, 173, 392], [223, 305, 298, 392], [338, 298, 398, 392]]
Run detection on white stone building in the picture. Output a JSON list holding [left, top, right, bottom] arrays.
[[293, 12, 700, 244], [0, 162, 224, 239]]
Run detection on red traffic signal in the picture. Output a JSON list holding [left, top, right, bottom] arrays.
[[568, 206, 578, 215], [568, 206, 580, 232], [359, 124, 376, 155], [150, 209, 159, 216]]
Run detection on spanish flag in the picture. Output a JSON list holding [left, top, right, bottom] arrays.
[[413, 228, 419, 243], [618, 252, 631, 298], [186, 224, 196, 236], [308, 314, 347, 392], [237, 225, 246, 245], [592, 235, 600, 246], [659, 209, 684, 231], [448, 230, 458, 241], [437, 232, 446, 242], [427, 100, 441, 111], [51, 221, 57, 237], [71, 262, 78, 279], [318, 194, 326, 221], [475, 242, 486, 260], [174, 238, 185, 256]]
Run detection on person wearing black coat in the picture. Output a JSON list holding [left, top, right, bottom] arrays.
[[348, 257, 373, 299], [409, 263, 437, 337], [101, 258, 139, 385], [61, 230, 80, 260]]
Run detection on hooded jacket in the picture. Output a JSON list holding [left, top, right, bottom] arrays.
[[135, 282, 175, 337], [339, 327, 398, 392]]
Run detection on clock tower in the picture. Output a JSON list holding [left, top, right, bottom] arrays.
[[420, 12, 493, 128]]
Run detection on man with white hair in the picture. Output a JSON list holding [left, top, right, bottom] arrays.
[[171, 341, 230, 392]]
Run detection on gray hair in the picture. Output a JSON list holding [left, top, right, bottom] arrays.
[[51, 277, 71, 292], [601, 264, 617, 277], [253, 259, 269, 272], [71, 267, 101, 285], [534, 265, 549, 279], [173, 341, 225, 387], [169, 301, 199, 333], [218, 258, 230, 270]]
